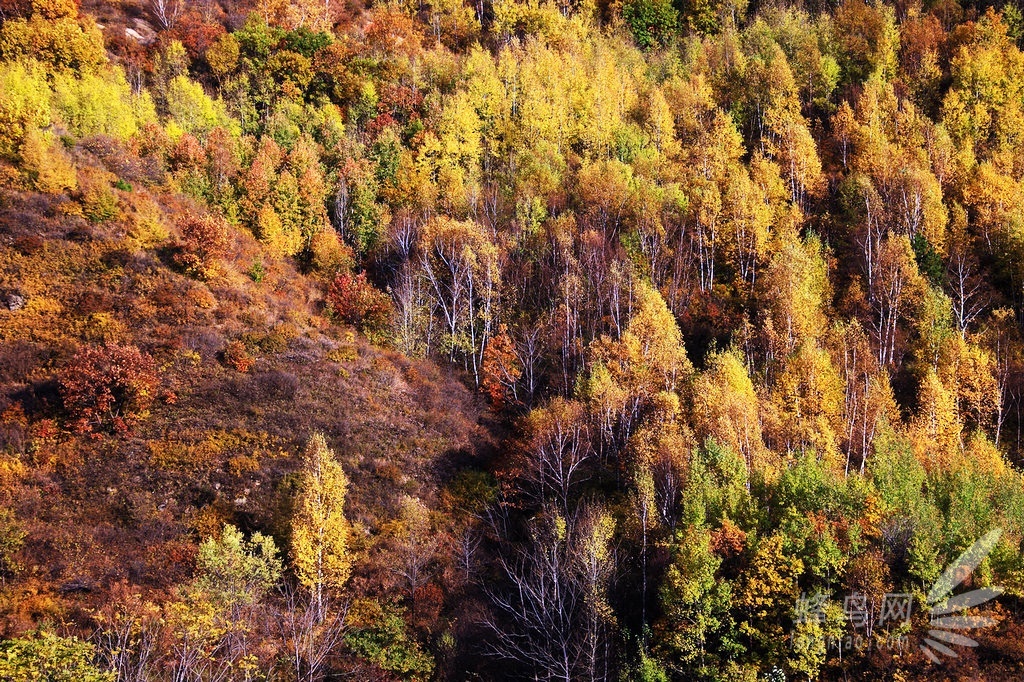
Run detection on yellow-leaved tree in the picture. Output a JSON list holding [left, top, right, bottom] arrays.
[[292, 432, 351, 621], [693, 348, 768, 473]]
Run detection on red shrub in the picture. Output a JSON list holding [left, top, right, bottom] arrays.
[[222, 340, 254, 373], [326, 272, 393, 339], [174, 211, 229, 279], [58, 344, 159, 436]]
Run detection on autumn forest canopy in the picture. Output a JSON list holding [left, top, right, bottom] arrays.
[[4, 0, 1024, 677]]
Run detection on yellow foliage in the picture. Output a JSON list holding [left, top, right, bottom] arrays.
[[77, 167, 120, 222], [616, 281, 694, 395], [911, 370, 963, 470], [51, 68, 156, 140], [166, 76, 240, 138], [0, 14, 106, 73], [292, 433, 352, 605], [765, 342, 845, 466], [308, 228, 355, 276], [127, 196, 171, 247], [19, 128, 76, 194], [206, 34, 240, 79], [760, 231, 831, 352], [694, 348, 769, 471], [961, 432, 1007, 478], [0, 60, 51, 158]]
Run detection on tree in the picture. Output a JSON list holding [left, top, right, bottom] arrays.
[[292, 432, 351, 622], [622, 0, 678, 50], [168, 524, 282, 681], [0, 61, 50, 158], [191, 524, 283, 619], [629, 464, 658, 632], [832, 0, 898, 83], [734, 533, 802, 664], [656, 527, 736, 679], [19, 128, 75, 193], [280, 580, 347, 682], [758, 230, 830, 359], [165, 75, 237, 137], [416, 216, 500, 385], [485, 507, 617, 682], [519, 397, 594, 513], [945, 211, 988, 335], [205, 33, 238, 80], [871, 234, 923, 367], [765, 342, 845, 464], [92, 586, 161, 682], [150, 0, 182, 30], [693, 348, 765, 472], [481, 325, 523, 408], [828, 320, 897, 474], [344, 599, 434, 680], [759, 47, 823, 207], [0, 0, 106, 73], [911, 369, 963, 470], [390, 495, 439, 606]]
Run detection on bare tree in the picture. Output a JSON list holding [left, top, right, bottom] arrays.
[[521, 398, 594, 515], [947, 247, 988, 335], [483, 506, 616, 682], [457, 527, 482, 581], [151, 0, 183, 30], [92, 587, 161, 682], [871, 235, 916, 367], [280, 583, 348, 682]]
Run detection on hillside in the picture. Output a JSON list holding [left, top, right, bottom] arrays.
[[0, 137, 495, 677]]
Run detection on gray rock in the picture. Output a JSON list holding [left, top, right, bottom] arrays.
[[126, 18, 158, 46], [5, 293, 25, 312]]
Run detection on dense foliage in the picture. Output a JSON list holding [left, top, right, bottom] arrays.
[[3, 0, 1024, 678]]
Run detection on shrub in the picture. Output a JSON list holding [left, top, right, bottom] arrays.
[[223, 340, 254, 373], [326, 271, 393, 341], [127, 195, 169, 246], [19, 128, 76, 193], [78, 168, 119, 222], [247, 260, 265, 283], [174, 211, 229, 279], [0, 630, 113, 682], [58, 343, 158, 435], [0, 507, 25, 580]]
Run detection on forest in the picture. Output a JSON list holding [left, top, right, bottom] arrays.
[[2, 0, 1024, 677]]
